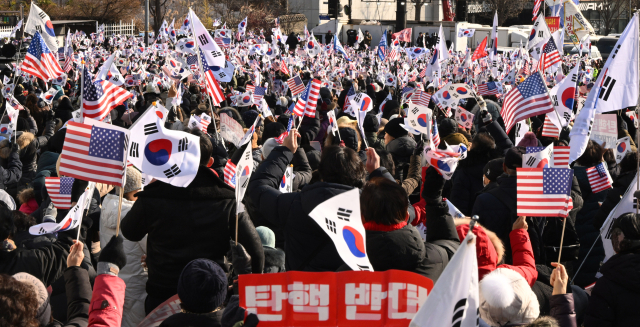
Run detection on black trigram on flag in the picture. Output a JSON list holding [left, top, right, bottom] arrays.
[[598, 76, 616, 102], [325, 218, 337, 233], [198, 34, 209, 45], [163, 164, 181, 178], [526, 156, 537, 167], [337, 208, 352, 221], [412, 106, 420, 115], [357, 264, 372, 271], [605, 218, 619, 239], [129, 142, 139, 158], [39, 227, 46, 234], [144, 123, 159, 135], [178, 137, 189, 152], [452, 298, 469, 327]]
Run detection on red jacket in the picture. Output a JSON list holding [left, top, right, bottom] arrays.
[[88, 275, 126, 327], [497, 229, 538, 287]]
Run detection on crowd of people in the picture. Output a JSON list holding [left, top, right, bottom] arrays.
[[0, 13, 638, 327]]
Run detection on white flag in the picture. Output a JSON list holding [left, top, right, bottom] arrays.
[[279, 165, 293, 193], [458, 28, 475, 37], [564, 0, 595, 44], [406, 103, 432, 134], [548, 63, 578, 129], [308, 188, 374, 271], [437, 24, 450, 61], [24, 3, 58, 52], [527, 14, 551, 50], [10, 19, 22, 38], [40, 88, 58, 105], [589, 13, 638, 114], [455, 107, 475, 130], [189, 8, 225, 67], [128, 104, 200, 187], [238, 115, 262, 147], [615, 136, 631, 164], [424, 143, 468, 180], [235, 143, 253, 214], [410, 231, 478, 327], [446, 199, 465, 219], [29, 182, 96, 235], [433, 83, 474, 108], [175, 38, 197, 55], [523, 143, 553, 168], [599, 172, 637, 264]]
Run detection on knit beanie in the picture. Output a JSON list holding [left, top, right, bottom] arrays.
[[517, 132, 539, 147], [178, 259, 228, 313], [439, 118, 458, 138], [363, 113, 380, 133], [256, 226, 276, 248], [479, 268, 540, 326], [261, 138, 279, 159], [13, 272, 51, 326], [242, 110, 260, 128], [124, 167, 142, 194], [504, 146, 526, 170], [384, 117, 409, 139]]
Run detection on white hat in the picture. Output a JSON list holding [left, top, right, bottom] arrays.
[[479, 268, 540, 326]]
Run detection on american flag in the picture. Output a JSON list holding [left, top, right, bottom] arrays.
[[552, 146, 570, 168], [501, 72, 553, 133], [214, 37, 231, 48], [477, 81, 502, 95], [20, 32, 64, 82], [280, 59, 290, 75], [186, 55, 199, 72], [45, 177, 74, 209], [411, 89, 432, 107], [246, 84, 256, 93], [541, 115, 560, 138], [343, 85, 356, 112], [253, 86, 266, 103], [203, 66, 225, 105], [402, 86, 415, 101], [59, 121, 127, 186], [517, 168, 574, 217], [431, 117, 440, 147], [82, 66, 133, 121], [541, 39, 561, 71], [387, 49, 399, 62], [587, 162, 613, 193], [223, 161, 236, 188], [419, 66, 427, 78], [286, 75, 305, 96], [292, 79, 321, 118], [274, 116, 293, 144], [532, 0, 542, 21]]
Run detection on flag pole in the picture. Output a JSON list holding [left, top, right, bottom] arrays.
[[235, 213, 238, 245], [557, 216, 567, 263], [115, 165, 128, 237]]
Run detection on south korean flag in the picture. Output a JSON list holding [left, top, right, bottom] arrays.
[[279, 165, 293, 193], [128, 103, 201, 187], [308, 188, 374, 271]]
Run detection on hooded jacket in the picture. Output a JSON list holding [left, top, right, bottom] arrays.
[[386, 135, 416, 181], [449, 148, 497, 216], [121, 167, 264, 300], [584, 251, 640, 327]]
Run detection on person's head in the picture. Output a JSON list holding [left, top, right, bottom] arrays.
[[471, 132, 495, 153], [12, 211, 35, 232], [256, 226, 276, 248], [619, 150, 638, 175], [503, 146, 526, 176], [0, 202, 15, 243], [384, 118, 408, 145], [189, 128, 214, 167], [377, 149, 395, 176], [479, 268, 540, 326], [361, 177, 408, 225], [575, 140, 604, 167], [318, 145, 367, 188], [0, 274, 41, 327], [123, 167, 142, 201], [177, 259, 228, 314], [610, 212, 640, 253], [483, 158, 504, 186]]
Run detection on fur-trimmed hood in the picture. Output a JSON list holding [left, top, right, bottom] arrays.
[[0, 131, 35, 159]]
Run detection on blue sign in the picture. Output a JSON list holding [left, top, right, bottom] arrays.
[[319, 15, 330, 20]]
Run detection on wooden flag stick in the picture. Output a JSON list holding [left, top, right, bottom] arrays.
[[115, 188, 124, 237], [235, 213, 239, 245], [557, 216, 567, 263]]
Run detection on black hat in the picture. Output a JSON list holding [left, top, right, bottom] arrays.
[[504, 146, 526, 170], [483, 158, 505, 182], [178, 259, 228, 313], [263, 122, 286, 141], [363, 113, 379, 133], [439, 118, 458, 138], [384, 117, 408, 139]]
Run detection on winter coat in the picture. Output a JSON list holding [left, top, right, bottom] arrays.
[[364, 197, 459, 282], [0, 229, 74, 287], [0, 145, 22, 191], [365, 131, 385, 152], [263, 246, 286, 273], [449, 148, 496, 216], [472, 175, 544, 265], [121, 166, 264, 300], [0, 118, 55, 189], [573, 165, 609, 287], [100, 194, 148, 327], [593, 170, 635, 230], [584, 251, 640, 327], [88, 274, 126, 327], [46, 267, 92, 327], [386, 135, 416, 181], [159, 311, 223, 327], [551, 294, 577, 327], [291, 148, 313, 192], [471, 99, 504, 131], [246, 145, 394, 271]]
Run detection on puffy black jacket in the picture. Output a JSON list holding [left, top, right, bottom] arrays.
[[573, 165, 609, 287], [263, 247, 286, 273], [449, 148, 496, 216], [584, 251, 640, 327], [246, 145, 393, 271], [121, 167, 264, 300], [386, 135, 416, 181]]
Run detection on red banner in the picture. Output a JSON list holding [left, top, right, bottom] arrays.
[[239, 270, 434, 326], [545, 17, 560, 33]]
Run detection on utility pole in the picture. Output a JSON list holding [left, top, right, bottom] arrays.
[[145, 0, 149, 46], [396, 0, 406, 32]]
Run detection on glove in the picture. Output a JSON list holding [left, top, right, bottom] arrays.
[[422, 166, 445, 203], [229, 240, 252, 275], [44, 109, 55, 122], [413, 135, 425, 156], [11, 142, 19, 153], [99, 235, 126, 270]]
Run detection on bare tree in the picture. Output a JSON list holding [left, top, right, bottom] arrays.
[[478, 0, 525, 25], [414, 0, 426, 21], [149, 0, 171, 33], [45, 0, 139, 23], [599, 0, 626, 35]]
